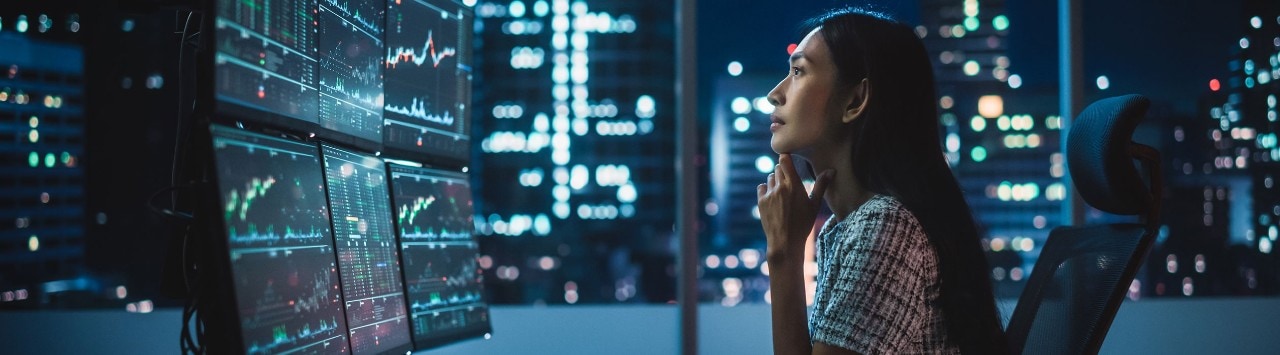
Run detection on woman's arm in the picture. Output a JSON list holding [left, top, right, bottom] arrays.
[[765, 246, 812, 354], [758, 154, 833, 355]]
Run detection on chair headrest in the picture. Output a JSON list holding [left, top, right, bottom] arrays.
[[1067, 95, 1152, 215]]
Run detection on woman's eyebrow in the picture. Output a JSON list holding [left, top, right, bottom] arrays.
[[789, 51, 806, 64]]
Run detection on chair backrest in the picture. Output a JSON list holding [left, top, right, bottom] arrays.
[[1005, 95, 1163, 355]]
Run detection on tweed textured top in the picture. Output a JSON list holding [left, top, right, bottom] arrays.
[[809, 195, 958, 354]]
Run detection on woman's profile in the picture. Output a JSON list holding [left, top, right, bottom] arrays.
[[756, 6, 1008, 355]]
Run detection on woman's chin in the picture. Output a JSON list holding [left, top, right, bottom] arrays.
[[769, 142, 787, 155], [770, 139, 805, 156]]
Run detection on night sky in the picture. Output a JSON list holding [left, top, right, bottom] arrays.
[[698, 0, 1245, 116]]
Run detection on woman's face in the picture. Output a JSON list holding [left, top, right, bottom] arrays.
[[765, 28, 851, 156]]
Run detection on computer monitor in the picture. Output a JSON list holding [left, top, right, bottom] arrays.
[[321, 143, 414, 355], [213, 0, 321, 129], [209, 125, 350, 354], [382, 0, 473, 163], [388, 164, 491, 349], [214, 0, 386, 152], [316, 0, 386, 145]]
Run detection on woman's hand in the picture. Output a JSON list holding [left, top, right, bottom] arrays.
[[757, 154, 833, 263]]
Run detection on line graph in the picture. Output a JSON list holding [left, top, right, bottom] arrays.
[[227, 224, 328, 246], [235, 248, 350, 355], [385, 97, 455, 125], [386, 30, 456, 69], [383, 0, 472, 161], [320, 0, 385, 38], [401, 243, 485, 316]]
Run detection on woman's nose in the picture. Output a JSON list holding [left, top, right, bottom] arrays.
[[766, 82, 785, 106]]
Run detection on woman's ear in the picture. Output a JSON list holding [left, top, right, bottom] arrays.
[[842, 78, 870, 123]]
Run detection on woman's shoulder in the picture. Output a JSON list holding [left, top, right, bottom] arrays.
[[844, 194, 922, 231], [820, 195, 922, 246], [826, 194, 934, 263]]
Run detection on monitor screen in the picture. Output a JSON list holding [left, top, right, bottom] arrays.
[[321, 144, 413, 354], [388, 164, 490, 348], [382, 0, 473, 163], [316, 0, 386, 144], [210, 125, 350, 354], [214, 0, 320, 126]]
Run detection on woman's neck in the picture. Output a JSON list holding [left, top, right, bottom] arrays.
[[800, 145, 874, 220]]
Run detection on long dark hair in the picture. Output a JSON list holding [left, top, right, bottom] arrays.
[[803, 7, 1008, 354]]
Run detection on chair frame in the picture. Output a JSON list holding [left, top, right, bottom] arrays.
[[1004, 138, 1163, 354]]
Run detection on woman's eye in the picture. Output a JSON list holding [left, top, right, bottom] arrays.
[[791, 67, 801, 76]]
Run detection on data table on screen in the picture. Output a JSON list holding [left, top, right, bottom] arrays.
[[321, 144, 413, 354], [214, 0, 320, 124]]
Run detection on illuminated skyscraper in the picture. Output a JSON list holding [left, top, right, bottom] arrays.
[[0, 11, 86, 307], [1164, 1, 1280, 296], [918, 0, 1059, 296], [470, 0, 676, 304], [706, 72, 783, 305]]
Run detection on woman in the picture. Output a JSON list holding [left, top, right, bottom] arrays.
[[756, 7, 1007, 355]]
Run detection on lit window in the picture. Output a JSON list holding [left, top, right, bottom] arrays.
[[730, 97, 751, 115], [727, 61, 743, 76], [993, 15, 1009, 31], [733, 117, 750, 132], [755, 156, 774, 174], [963, 61, 980, 76], [971, 146, 987, 162]]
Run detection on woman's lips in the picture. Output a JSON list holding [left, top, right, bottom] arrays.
[[770, 116, 785, 132]]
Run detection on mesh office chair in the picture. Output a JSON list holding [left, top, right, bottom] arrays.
[[1004, 95, 1163, 355]]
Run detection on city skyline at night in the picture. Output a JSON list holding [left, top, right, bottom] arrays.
[[1, 0, 1277, 313]]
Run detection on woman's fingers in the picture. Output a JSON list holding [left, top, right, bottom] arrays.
[[777, 154, 799, 184]]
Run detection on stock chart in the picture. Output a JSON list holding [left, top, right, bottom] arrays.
[[214, 0, 320, 123], [321, 144, 413, 354], [211, 126, 350, 354], [317, 0, 386, 143], [389, 164, 490, 348], [383, 0, 472, 162]]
